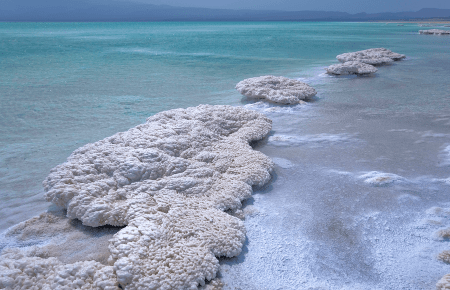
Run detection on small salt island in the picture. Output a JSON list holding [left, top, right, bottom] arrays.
[[419, 29, 450, 35], [336, 48, 406, 65], [326, 61, 378, 76], [235, 75, 317, 105]]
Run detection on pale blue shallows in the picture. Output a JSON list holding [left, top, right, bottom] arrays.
[[1, 21, 450, 289]]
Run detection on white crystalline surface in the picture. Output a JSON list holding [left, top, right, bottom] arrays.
[[326, 61, 378, 75], [419, 29, 450, 35], [0, 248, 119, 290], [336, 48, 406, 65], [235, 75, 317, 104], [2, 105, 274, 290]]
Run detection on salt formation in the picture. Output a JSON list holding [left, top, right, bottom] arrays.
[[235, 75, 317, 104], [0, 248, 119, 289], [358, 171, 405, 186], [437, 274, 450, 290], [326, 61, 378, 75], [2, 105, 273, 290], [435, 228, 450, 240], [438, 250, 450, 263], [419, 29, 450, 35], [336, 48, 406, 65]]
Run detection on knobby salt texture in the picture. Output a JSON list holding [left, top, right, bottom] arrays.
[[326, 61, 378, 75], [235, 75, 317, 104], [0, 105, 274, 290], [336, 48, 406, 65], [437, 250, 450, 263], [0, 248, 119, 290], [437, 274, 450, 290]]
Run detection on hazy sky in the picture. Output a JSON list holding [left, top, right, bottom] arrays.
[[129, 0, 450, 13]]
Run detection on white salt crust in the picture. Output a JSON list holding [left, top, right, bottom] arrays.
[[0, 248, 119, 290], [336, 48, 406, 65], [7, 105, 274, 290], [235, 75, 317, 104], [419, 29, 450, 35], [326, 61, 378, 75]]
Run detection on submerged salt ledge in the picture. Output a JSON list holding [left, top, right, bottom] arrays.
[[442, 145, 450, 166], [235, 75, 317, 104], [243, 101, 308, 115], [336, 48, 406, 65], [268, 133, 357, 147], [1, 105, 274, 290], [358, 171, 406, 186]]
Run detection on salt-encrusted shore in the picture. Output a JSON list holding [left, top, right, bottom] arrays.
[[235, 75, 317, 104], [0, 105, 274, 290], [419, 29, 450, 35]]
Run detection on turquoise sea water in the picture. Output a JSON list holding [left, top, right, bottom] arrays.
[[1, 22, 450, 289]]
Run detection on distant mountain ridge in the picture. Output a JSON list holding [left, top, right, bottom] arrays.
[[1, 0, 450, 22]]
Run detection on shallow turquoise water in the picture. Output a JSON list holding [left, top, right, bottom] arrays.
[[1, 21, 450, 289]]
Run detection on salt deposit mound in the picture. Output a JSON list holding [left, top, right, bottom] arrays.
[[326, 61, 378, 75], [358, 171, 405, 186], [1, 105, 274, 290], [438, 250, 450, 263], [336, 48, 406, 65], [235, 75, 317, 104], [419, 29, 450, 35], [437, 274, 450, 290]]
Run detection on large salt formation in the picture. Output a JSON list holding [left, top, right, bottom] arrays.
[[419, 29, 450, 35], [336, 48, 406, 65], [235, 75, 317, 104], [1, 105, 274, 290], [326, 61, 378, 75]]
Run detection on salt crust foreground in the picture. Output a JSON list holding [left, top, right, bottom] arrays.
[[326, 61, 378, 75], [336, 48, 406, 65], [0, 105, 274, 290], [419, 29, 450, 35], [235, 75, 317, 104], [423, 206, 450, 290]]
